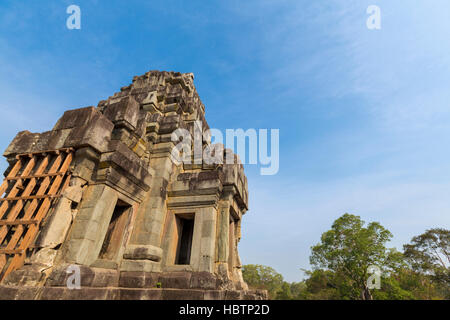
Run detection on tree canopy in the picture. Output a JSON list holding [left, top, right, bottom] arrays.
[[403, 228, 449, 284], [310, 213, 403, 299], [241, 264, 284, 299], [242, 214, 450, 300]]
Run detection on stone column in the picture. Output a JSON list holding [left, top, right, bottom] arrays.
[[122, 142, 174, 271], [215, 192, 232, 276], [228, 218, 236, 276], [198, 207, 217, 272], [63, 184, 118, 265], [216, 204, 229, 263]]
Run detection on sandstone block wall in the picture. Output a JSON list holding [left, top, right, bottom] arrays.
[[0, 71, 266, 300]]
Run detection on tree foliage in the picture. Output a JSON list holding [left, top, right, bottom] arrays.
[[242, 216, 449, 300], [403, 228, 449, 285], [241, 264, 284, 299], [310, 213, 403, 299]]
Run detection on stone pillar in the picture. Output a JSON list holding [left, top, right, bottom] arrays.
[[144, 158, 173, 247], [216, 203, 229, 263], [228, 218, 236, 276], [198, 207, 217, 272], [32, 178, 85, 266], [189, 210, 203, 271], [215, 193, 232, 276], [63, 184, 118, 265], [159, 210, 178, 268], [122, 142, 174, 271], [70, 147, 99, 183]]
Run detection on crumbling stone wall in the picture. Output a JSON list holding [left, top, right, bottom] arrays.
[[0, 71, 267, 300]]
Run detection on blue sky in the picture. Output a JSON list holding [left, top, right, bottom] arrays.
[[1, 0, 450, 282]]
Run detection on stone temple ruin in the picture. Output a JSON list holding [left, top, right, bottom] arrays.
[[0, 71, 266, 300]]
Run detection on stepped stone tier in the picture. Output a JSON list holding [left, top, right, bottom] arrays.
[[0, 71, 267, 300]]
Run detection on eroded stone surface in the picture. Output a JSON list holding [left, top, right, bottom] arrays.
[[0, 70, 266, 300]]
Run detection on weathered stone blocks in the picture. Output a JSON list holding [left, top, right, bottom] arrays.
[[123, 244, 163, 262], [0, 70, 265, 300], [104, 96, 140, 131], [64, 110, 114, 153]]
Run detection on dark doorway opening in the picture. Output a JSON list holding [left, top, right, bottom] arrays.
[[175, 215, 194, 265], [99, 200, 131, 261]]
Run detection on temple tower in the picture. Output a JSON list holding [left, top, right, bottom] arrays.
[[0, 71, 266, 300]]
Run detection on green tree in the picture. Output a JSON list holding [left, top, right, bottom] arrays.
[[310, 213, 404, 300], [372, 268, 447, 300], [241, 264, 284, 299], [275, 282, 293, 300], [289, 281, 308, 300], [403, 228, 449, 284], [403, 228, 450, 298], [301, 269, 359, 300], [371, 270, 416, 300]]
